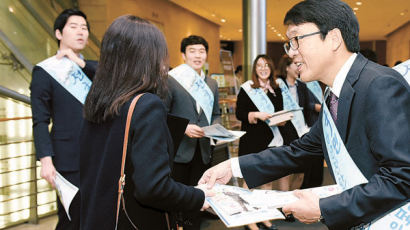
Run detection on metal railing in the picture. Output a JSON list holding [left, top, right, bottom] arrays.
[[0, 87, 57, 229]]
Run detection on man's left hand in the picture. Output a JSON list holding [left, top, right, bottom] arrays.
[[56, 49, 86, 68], [282, 190, 322, 224]]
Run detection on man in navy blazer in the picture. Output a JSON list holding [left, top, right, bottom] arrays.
[[199, 1, 409, 229], [165, 35, 221, 230], [30, 9, 97, 230]]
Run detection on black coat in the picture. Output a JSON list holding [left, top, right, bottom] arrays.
[[235, 87, 299, 156], [30, 60, 97, 174], [79, 93, 205, 230]]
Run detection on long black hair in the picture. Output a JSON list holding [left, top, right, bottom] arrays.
[[84, 15, 168, 123]]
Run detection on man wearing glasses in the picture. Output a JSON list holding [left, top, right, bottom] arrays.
[[199, 0, 409, 229]]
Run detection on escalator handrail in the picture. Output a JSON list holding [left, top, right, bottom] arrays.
[[0, 85, 30, 105], [0, 29, 33, 74]]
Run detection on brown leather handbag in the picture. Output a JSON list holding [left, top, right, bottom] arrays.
[[114, 94, 172, 230]]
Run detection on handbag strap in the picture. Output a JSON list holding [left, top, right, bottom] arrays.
[[115, 93, 144, 229]]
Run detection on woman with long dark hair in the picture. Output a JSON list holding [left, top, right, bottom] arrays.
[[80, 15, 207, 230]]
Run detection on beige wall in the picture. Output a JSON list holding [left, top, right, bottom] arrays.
[[386, 21, 410, 67], [79, 0, 221, 73]]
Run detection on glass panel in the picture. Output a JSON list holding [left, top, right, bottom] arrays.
[[0, 0, 58, 64], [0, 41, 31, 95]]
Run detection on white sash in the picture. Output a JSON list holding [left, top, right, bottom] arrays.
[[392, 59, 410, 84], [302, 80, 323, 103], [37, 56, 91, 104], [241, 80, 283, 147], [169, 64, 214, 124], [322, 102, 409, 229], [276, 78, 309, 137]]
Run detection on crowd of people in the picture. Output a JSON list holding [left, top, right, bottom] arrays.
[[30, 0, 409, 230]]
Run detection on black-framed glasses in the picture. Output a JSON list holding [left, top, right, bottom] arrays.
[[283, 31, 322, 55]]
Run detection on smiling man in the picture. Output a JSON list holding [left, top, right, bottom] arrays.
[[198, 0, 409, 229], [165, 35, 221, 230], [30, 9, 97, 230]]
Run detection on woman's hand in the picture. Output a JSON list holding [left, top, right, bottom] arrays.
[[248, 112, 272, 124]]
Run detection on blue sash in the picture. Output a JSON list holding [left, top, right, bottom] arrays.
[[276, 78, 309, 137], [302, 80, 323, 103], [37, 56, 91, 104], [241, 80, 283, 147], [393, 59, 410, 84], [169, 64, 214, 124], [322, 101, 409, 229]]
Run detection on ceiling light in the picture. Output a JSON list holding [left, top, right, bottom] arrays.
[[8, 6, 14, 13], [219, 35, 223, 38], [238, 29, 242, 32], [273, 29, 277, 32], [211, 13, 216, 17], [400, 12, 405, 16], [356, 2, 362, 6], [353, 7, 359, 11], [221, 18, 226, 23]]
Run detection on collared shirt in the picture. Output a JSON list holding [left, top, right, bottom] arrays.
[[329, 53, 357, 97], [286, 79, 299, 104], [196, 70, 206, 113], [231, 52, 358, 178]]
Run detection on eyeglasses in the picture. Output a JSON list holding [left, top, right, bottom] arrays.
[[283, 31, 322, 55]]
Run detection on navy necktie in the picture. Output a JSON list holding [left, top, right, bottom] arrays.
[[328, 91, 339, 123]]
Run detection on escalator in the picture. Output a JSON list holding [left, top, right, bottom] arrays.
[[0, 0, 100, 228]]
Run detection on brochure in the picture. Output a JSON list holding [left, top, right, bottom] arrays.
[[206, 184, 342, 228]]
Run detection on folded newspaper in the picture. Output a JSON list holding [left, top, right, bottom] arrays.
[[205, 184, 342, 228], [55, 172, 79, 220], [202, 124, 245, 142]]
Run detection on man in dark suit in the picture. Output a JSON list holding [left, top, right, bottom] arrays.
[[30, 9, 97, 230], [165, 35, 220, 230], [199, 1, 409, 229]]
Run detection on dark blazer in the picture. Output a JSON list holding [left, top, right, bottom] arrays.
[[238, 54, 410, 229], [79, 93, 205, 230], [164, 76, 221, 164], [235, 87, 299, 157], [30, 60, 97, 173], [305, 89, 321, 127]]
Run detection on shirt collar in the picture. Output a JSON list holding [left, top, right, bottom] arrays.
[[56, 50, 84, 60], [330, 53, 357, 97], [200, 70, 205, 80], [286, 78, 298, 87]]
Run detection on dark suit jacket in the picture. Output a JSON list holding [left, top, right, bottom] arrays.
[[239, 54, 410, 229], [235, 87, 298, 156], [164, 76, 221, 164], [79, 93, 204, 230], [30, 60, 97, 174]]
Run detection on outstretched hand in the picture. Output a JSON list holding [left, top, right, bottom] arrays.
[[198, 159, 233, 189], [282, 189, 321, 224]]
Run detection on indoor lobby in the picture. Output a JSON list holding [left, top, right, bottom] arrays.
[[0, 0, 409, 229]]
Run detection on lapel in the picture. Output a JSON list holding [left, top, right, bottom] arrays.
[[337, 53, 367, 142]]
